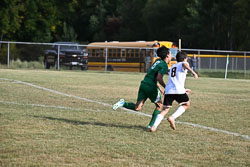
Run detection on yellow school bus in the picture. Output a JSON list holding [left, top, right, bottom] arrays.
[[86, 41, 178, 72]]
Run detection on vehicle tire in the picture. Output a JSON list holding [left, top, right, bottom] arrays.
[[44, 59, 50, 69], [54, 60, 59, 70], [81, 66, 88, 71], [107, 65, 113, 71]]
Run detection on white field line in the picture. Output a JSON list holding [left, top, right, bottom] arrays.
[[0, 81, 17, 84], [0, 100, 81, 111], [4, 78, 111, 107], [202, 77, 250, 83], [0, 78, 249, 140], [0, 100, 109, 113]]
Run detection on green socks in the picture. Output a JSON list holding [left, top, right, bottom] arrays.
[[123, 103, 161, 128], [148, 109, 161, 127], [123, 102, 136, 110]]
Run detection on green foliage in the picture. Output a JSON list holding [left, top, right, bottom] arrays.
[[0, 0, 23, 40], [0, 45, 8, 64], [15, 44, 44, 61], [233, 0, 250, 50], [15, 0, 58, 42], [117, 0, 147, 40], [0, 0, 249, 50], [9, 58, 43, 69], [61, 22, 77, 42], [0, 43, 19, 64], [143, 0, 185, 41]]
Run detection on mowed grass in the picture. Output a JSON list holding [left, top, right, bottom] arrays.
[[0, 69, 249, 167]]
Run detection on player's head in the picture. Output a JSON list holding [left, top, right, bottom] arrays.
[[157, 46, 170, 60], [176, 51, 188, 62]]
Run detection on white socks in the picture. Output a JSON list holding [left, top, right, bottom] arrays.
[[152, 114, 164, 129], [171, 106, 186, 120], [152, 106, 186, 130]]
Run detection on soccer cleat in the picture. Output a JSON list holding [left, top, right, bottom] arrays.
[[150, 126, 157, 132], [112, 99, 125, 110], [167, 117, 176, 130]]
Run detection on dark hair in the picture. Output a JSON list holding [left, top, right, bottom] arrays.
[[157, 46, 169, 60], [176, 51, 187, 62]]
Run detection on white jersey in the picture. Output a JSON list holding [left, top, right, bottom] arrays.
[[165, 62, 188, 94]]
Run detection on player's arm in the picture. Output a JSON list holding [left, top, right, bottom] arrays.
[[157, 85, 164, 95], [183, 63, 198, 79], [157, 73, 165, 95], [185, 88, 192, 94], [157, 73, 166, 89]]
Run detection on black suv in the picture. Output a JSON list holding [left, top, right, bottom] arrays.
[[44, 42, 88, 70]]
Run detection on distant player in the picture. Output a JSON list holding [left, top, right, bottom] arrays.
[[113, 46, 172, 129], [190, 54, 197, 72], [150, 51, 198, 132]]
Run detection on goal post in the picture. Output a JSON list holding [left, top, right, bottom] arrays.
[[224, 54, 229, 79]]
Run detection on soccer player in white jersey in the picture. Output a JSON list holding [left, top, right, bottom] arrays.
[[150, 51, 198, 132]]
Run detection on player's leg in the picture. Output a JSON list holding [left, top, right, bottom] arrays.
[[132, 82, 148, 111], [168, 94, 190, 130], [112, 98, 125, 110], [150, 106, 170, 132], [147, 102, 162, 128], [147, 87, 163, 128], [150, 94, 174, 132], [113, 83, 146, 111], [169, 101, 190, 120], [129, 84, 147, 111], [113, 99, 145, 111], [134, 99, 145, 111]]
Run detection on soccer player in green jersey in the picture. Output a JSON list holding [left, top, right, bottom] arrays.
[[113, 46, 172, 129]]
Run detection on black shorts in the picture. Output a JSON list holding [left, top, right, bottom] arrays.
[[163, 94, 189, 107]]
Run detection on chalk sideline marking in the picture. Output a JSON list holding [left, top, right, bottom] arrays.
[[0, 100, 110, 113], [0, 78, 249, 140]]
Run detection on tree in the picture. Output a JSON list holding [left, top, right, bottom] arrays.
[[15, 0, 58, 42], [61, 22, 78, 42], [0, 0, 22, 41], [117, 0, 147, 41], [232, 0, 250, 50], [71, 0, 120, 42], [0, 0, 249, 50], [143, 0, 191, 43]]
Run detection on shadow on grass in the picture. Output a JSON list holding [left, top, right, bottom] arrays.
[[33, 115, 148, 131]]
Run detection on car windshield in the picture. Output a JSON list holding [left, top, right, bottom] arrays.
[[60, 45, 78, 50]]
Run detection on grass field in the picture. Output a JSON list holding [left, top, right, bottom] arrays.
[[0, 69, 249, 166]]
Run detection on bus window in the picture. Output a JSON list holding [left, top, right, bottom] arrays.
[[96, 49, 100, 57], [100, 48, 104, 57], [108, 48, 112, 57], [140, 49, 146, 59], [153, 49, 158, 58], [170, 48, 178, 58], [113, 48, 116, 57], [135, 49, 140, 58], [92, 49, 96, 57], [127, 49, 132, 57], [88, 49, 92, 57], [131, 49, 135, 57], [122, 48, 126, 57], [114, 48, 120, 57], [117, 48, 121, 57]]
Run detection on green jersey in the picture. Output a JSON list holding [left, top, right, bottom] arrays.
[[142, 59, 168, 86]]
